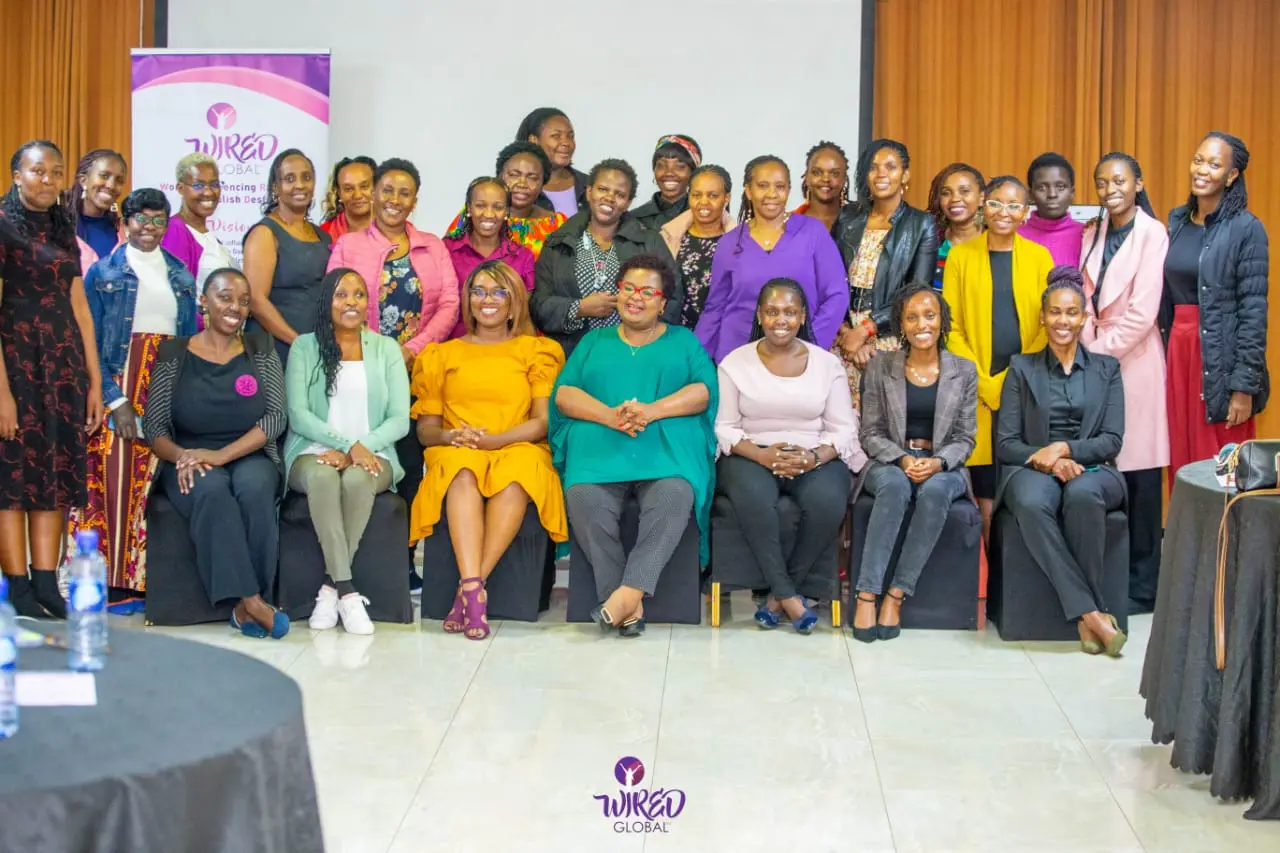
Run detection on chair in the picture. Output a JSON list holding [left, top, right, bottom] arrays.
[[565, 499, 702, 625], [708, 494, 842, 628], [419, 500, 550, 623], [275, 490, 414, 624], [143, 490, 237, 626], [988, 508, 1130, 641], [846, 493, 983, 630]]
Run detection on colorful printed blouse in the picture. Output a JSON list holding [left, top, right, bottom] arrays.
[[677, 233, 721, 328], [379, 253, 422, 344], [444, 211, 568, 260]]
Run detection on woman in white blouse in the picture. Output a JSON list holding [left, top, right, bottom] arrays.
[[714, 278, 865, 633], [162, 153, 237, 290], [283, 268, 410, 635]]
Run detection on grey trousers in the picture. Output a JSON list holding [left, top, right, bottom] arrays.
[[566, 478, 693, 599], [288, 454, 393, 584]]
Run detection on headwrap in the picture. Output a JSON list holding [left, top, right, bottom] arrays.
[[654, 135, 702, 169]]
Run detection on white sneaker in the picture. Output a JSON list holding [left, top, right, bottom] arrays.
[[337, 593, 375, 635], [309, 586, 339, 630]]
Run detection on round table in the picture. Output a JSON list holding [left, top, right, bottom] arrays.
[[0, 627, 324, 852], [1140, 458, 1280, 820]]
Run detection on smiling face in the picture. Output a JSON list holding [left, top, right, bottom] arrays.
[[1094, 159, 1141, 224], [80, 155, 127, 216], [178, 162, 222, 220], [901, 290, 942, 352], [746, 162, 790, 222], [273, 154, 315, 214], [375, 171, 418, 230], [468, 269, 514, 331], [983, 182, 1030, 237], [586, 169, 632, 227], [125, 209, 168, 251], [757, 286, 806, 347], [1041, 286, 1086, 348], [330, 272, 368, 331], [13, 145, 65, 210], [1190, 136, 1237, 200], [1030, 165, 1073, 219], [617, 268, 666, 328], [939, 171, 983, 226], [467, 181, 508, 240], [501, 152, 545, 213], [337, 162, 373, 220], [867, 147, 908, 202], [202, 272, 252, 337], [688, 171, 729, 230], [654, 155, 692, 203], [805, 149, 847, 204], [531, 115, 575, 169]]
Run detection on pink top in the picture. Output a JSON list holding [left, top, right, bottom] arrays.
[[1018, 212, 1084, 267], [442, 235, 535, 339], [328, 221, 459, 353], [715, 340, 866, 472]]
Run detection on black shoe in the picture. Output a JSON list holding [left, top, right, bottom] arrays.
[[852, 592, 878, 644], [1128, 597, 1154, 616], [408, 568, 422, 592], [5, 573, 54, 619], [30, 569, 67, 619], [618, 617, 646, 638]]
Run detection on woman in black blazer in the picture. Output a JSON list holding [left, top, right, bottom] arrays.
[[995, 266, 1127, 657]]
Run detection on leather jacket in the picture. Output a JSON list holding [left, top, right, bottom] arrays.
[[833, 200, 938, 331]]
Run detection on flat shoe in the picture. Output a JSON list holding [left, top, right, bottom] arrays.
[[589, 605, 615, 633], [270, 610, 291, 640], [618, 617, 646, 638], [1104, 614, 1127, 657], [230, 610, 268, 639]]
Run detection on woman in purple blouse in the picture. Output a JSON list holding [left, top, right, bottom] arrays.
[[694, 155, 849, 363]]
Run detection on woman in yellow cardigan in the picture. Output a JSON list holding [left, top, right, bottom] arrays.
[[942, 175, 1053, 540]]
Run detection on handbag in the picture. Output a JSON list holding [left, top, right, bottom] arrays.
[[1230, 439, 1280, 491]]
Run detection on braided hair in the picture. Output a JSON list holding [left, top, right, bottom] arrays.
[[800, 141, 849, 206], [1081, 152, 1155, 271], [260, 148, 316, 215], [1188, 131, 1250, 221], [851, 138, 910, 214], [749, 277, 817, 344], [891, 281, 951, 350], [4, 141, 78, 253], [689, 164, 732, 196], [737, 155, 790, 224], [515, 107, 569, 142], [311, 267, 365, 398], [495, 141, 552, 184], [926, 162, 986, 236], [458, 175, 512, 239], [64, 148, 127, 235], [1042, 265, 1087, 312], [321, 155, 376, 223]]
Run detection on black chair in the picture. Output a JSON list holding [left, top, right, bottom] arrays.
[[420, 499, 550, 623], [144, 490, 237, 626], [847, 492, 983, 630], [276, 490, 414, 624], [565, 499, 702, 625], [708, 494, 842, 628], [988, 508, 1130, 641]]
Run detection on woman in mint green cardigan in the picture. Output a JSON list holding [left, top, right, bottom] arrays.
[[283, 268, 410, 635]]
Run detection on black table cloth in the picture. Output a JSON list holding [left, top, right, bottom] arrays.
[[1140, 459, 1280, 819], [0, 626, 324, 851]]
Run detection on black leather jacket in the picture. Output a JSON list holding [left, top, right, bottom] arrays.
[[833, 201, 938, 331]]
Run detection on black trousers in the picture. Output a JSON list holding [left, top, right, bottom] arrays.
[[1125, 468, 1163, 605], [716, 454, 851, 600], [1003, 467, 1125, 621], [397, 416, 425, 570], [159, 454, 279, 607]]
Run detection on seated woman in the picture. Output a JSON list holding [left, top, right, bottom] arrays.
[[284, 268, 410, 636], [550, 254, 717, 636], [995, 266, 1127, 657], [146, 268, 289, 639], [411, 260, 566, 640], [715, 278, 864, 634], [853, 283, 978, 643]]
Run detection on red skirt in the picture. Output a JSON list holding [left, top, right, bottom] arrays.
[[1165, 305, 1255, 478]]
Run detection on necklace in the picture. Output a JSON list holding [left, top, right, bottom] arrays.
[[906, 360, 939, 384], [750, 213, 790, 249], [620, 324, 658, 355]]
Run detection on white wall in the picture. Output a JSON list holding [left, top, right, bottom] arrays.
[[168, 0, 863, 230]]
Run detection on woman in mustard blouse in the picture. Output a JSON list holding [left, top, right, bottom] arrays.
[[410, 259, 566, 640]]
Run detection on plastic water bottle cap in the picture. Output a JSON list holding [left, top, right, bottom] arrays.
[[0, 575, 6, 598], [75, 529, 100, 554]]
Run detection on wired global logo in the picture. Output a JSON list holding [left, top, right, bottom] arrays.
[[184, 102, 279, 164], [593, 756, 686, 835], [206, 102, 238, 130]]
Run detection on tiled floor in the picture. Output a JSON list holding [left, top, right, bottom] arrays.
[[134, 593, 1280, 853]]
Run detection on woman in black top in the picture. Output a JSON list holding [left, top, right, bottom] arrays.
[[242, 148, 333, 364], [1162, 131, 1269, 476], [147, 268, 289, 639]]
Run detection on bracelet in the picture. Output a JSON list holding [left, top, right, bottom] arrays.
[[859, 317, 877, 337]]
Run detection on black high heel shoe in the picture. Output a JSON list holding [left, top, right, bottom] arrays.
[[5, 573, 54, 619], [852, 592, 879, 644], [589, 604, 616, 634], [877, 589, 905, 641]]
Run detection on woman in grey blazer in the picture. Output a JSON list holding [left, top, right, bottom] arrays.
[[853, 283, 978, 643]]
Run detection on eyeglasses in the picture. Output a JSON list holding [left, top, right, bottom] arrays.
[[469, 286, 511, 301], [619, 283, 660, 299], [984, 200, 1027, 215], [183, 181, 221, 192], [131, 213, 168, 227]]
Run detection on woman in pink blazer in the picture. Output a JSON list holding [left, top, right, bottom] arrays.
[[1079, 152, 1169, 615]]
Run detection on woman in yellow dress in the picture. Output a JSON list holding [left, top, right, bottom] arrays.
[[410, 259, 566, 639]]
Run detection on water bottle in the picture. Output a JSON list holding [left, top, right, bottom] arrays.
[[67, 530, 107, 672], [0, 575, 18, 739]]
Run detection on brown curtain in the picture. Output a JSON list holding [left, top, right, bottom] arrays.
[[876, 0, 1279, 435], [0, 0, 153, 186]]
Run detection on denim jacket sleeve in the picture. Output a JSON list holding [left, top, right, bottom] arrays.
[[83, 262, 126, 409]]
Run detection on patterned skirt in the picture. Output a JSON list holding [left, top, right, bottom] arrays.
[[67, 333, 169, 592], [834, 310, 902, 409]]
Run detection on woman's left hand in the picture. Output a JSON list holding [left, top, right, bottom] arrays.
[[618, 400, 658, 431], [1226, 391, 1253, 427], [904, 456, 942, 483], [851, 343, 878, 369], [401, 345, 417, 371], [348, 441, 383, 475], [85, 385, 104, 434]]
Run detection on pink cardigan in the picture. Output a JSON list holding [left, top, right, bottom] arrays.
[[1080, 208, 1170, 472], [327, 222, 459, 353]]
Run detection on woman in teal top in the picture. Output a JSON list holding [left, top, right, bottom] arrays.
[[550, 253, 717, 637], [283, 268, 410, 635]]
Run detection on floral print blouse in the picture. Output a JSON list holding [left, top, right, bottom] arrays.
[[379, 253, 422, 344]]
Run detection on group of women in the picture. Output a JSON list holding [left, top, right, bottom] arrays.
[[0, 106, 1268, 653]]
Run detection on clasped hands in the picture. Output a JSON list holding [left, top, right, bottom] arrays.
[[315, 442, 384, 475], [446, 423, 496, 451], [759, 442, 817, 479], [837, 323, 878, 368], [898, 454, 943, 483], [1026, 441, 1085, 482], [610, 399, 659, 438]]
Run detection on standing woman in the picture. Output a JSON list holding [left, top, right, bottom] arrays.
[[661, 165, 735, 328], [443, 143, 568, 258], [631, 135, 701, 232], [162, 153, 236, 291], [1163, 131, 1269, 476], [242, 148, 332, 364], [517, 108, 587, 216], [695, 155, 848, 362], [927, 163, 986, 287], [0, 141, 104, 618], [942, 175, 1053, 539], [793, 141, 849, 236], [76, 188, 197, 606], [443, 177, 535, 338], [832, 139, 938, 400], [1080, 153, 1169, 614], [66, 148, 128, 267], [319, 156, 376, 241]]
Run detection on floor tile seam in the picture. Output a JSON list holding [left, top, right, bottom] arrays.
[[844, 630, 900, 852], [642, 626, 676, 853]]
